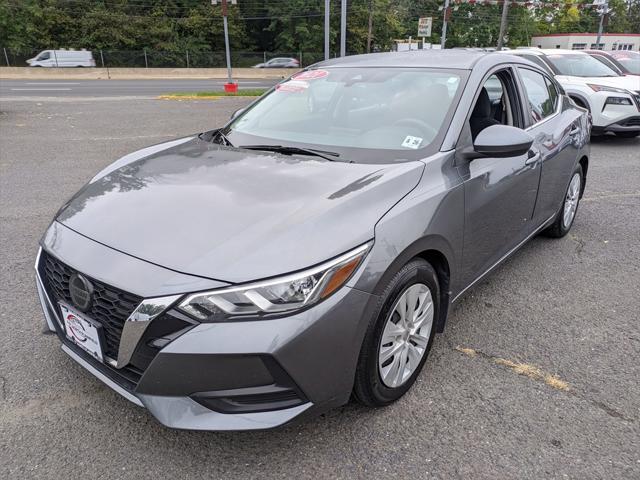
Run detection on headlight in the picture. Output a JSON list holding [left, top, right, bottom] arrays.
[[178, 242, 371, 321], [587, 84, 628, 94]]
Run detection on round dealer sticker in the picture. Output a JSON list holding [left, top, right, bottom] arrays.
[[292, 69, 329, 81]]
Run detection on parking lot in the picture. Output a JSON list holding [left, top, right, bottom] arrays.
[[1, 96, 639, 479]]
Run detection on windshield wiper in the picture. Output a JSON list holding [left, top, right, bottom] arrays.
[[239, 145, 341, 162]]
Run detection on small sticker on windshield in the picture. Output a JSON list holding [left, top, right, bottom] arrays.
[[401, 136, 423, 149]]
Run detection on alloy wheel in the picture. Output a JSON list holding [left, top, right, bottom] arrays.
[[563, 173, 581, 229], [378, 283, 434, 388]]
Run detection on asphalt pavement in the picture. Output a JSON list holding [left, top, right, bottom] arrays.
[[0, 78, 279, 97], [0, 96, 639, 479]]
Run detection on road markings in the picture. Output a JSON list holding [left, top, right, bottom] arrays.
[[25, 82, 80, 85], [10, 88, 72, 91]]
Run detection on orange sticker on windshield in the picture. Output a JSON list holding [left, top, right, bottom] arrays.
[[276, 80, 309, 93], [292, 70, 329, 81]]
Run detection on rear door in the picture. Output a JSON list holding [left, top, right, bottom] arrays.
[[516, 67, 582, 225]]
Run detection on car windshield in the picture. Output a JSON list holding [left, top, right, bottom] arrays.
[[225, 67, 465, 164], [615, 55, 640, 75], [545, 54, 620, 77]]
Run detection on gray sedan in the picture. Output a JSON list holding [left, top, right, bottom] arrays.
[[35, 50, 590, 431]]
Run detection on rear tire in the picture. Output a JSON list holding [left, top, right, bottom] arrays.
[[353, 258, 439, 407], [544, 164, 583, 238]]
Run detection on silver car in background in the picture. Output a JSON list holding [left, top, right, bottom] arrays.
[[252, 57, 300, 68]]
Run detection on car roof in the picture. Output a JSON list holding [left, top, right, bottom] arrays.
[[510, 48, 588, 57], [611, 50, 640, 58], [316, 50, 488, 69], [314, 50, 531, 70]]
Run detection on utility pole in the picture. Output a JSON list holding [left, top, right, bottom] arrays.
[[440, 0, 450, 49], [212, 0, 235, 87], [366, 0, 373, 53], [324, 0, 330, 60], [595, 0, 609, 49], [496, 0, 510, 51], [340, 0, 347, 56]]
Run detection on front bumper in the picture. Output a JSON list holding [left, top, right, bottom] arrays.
[[591, 115, 640, 134], [36, 226, 376, 431]]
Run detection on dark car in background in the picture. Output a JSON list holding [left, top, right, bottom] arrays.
[[36, 50, 590, 431]]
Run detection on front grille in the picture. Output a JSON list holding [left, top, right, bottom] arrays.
[[622, 116, 640, 127], [40, 251, 142, 360]]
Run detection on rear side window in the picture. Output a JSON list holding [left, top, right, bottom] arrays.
[[545, 77, 559, 113], [518, 68, 557, 124]]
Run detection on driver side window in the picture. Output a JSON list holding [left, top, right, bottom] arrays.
[[469, 69, 521, 141]]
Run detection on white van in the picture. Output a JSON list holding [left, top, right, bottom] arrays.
[[26, 49, 95, 67]]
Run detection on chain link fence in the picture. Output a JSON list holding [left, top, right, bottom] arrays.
[[1, 48, 329, 68]]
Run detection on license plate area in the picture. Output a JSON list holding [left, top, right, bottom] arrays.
[[60, 302, 105, 362]]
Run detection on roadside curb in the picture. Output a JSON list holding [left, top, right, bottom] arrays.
[[0, 67, 298, 80]]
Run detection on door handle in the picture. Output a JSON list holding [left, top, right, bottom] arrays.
[[569, 125, 580, 136], [525, 150, 540, 165]]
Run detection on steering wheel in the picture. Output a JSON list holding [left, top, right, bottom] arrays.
[[392, 118, 437, 138]]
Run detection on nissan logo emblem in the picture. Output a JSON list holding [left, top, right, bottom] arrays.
[[69, 273, 93, 311]]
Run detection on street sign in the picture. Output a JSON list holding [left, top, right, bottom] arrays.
[[418, 17, 432, 37]]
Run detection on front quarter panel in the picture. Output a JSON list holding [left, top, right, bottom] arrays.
[[351, 150, 464, 319]]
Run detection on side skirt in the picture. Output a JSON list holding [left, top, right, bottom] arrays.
[[451, 213, 556, 304]]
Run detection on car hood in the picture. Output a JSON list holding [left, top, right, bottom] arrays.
[[557, 74, 640, 91], [57, 136, 424, 284]]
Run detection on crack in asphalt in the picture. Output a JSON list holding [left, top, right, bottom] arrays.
[[452, 344, 634, 423], [0, 375, 7, 400], [569, 233, 586, 255]]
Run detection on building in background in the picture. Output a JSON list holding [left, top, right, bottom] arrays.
[[530, 33, 640, 51]]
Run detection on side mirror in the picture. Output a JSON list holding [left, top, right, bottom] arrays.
[[466, 125, 534, 159], [230, 107, 245, 121]]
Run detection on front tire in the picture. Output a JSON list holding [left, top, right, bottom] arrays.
[[544, 164, 583, 238], [353, 258, 439, 407]]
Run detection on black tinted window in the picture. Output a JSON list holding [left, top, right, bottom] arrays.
[[545, 77, 559, 113]]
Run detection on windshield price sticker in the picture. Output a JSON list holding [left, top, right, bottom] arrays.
[[292, 70, 329, 81], [401, 136, 423, 149], [276, 80, 309, 93]]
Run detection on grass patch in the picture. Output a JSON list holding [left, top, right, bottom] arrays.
[[159, 89, 267, 100]]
